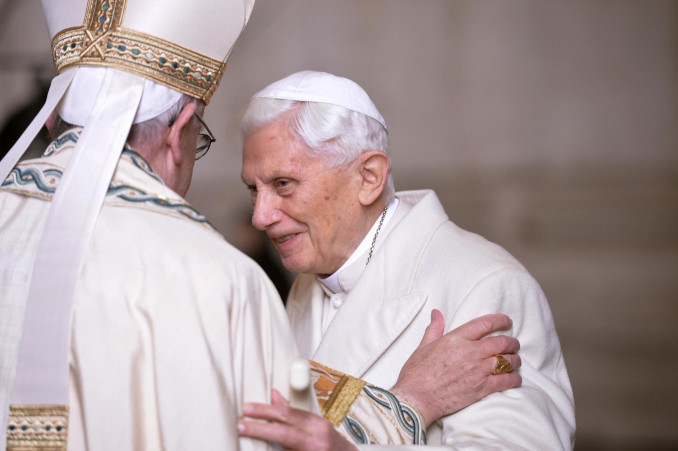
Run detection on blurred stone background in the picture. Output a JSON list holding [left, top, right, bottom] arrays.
[[1, 1, 676, 449]]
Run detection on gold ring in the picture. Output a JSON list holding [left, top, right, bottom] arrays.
[[493, 355, 513, 375]]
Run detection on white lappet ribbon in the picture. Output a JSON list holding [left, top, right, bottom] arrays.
[[0, 67, 145, 449]]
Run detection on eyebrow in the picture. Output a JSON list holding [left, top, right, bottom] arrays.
[[241, 170, 288, 186]]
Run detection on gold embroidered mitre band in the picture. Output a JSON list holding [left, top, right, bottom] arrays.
[[52, 0, 226, 104]]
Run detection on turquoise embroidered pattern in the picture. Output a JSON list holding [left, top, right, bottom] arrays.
[[2, 167, 62, 193], [107, 183, 209, 223], [1, 132, 209, 226], [44, 132, 79, 157], [362, 385, 426, 445], [342, 415, 370, 444], [126, 150, 164, 184]]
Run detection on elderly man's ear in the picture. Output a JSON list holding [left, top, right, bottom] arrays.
[[166, 101, 198, 165], [357, 150, 390, 206]]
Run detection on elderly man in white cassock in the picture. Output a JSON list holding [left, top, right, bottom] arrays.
[[238, 71, 576, 449], [0, 1, 525, 450]]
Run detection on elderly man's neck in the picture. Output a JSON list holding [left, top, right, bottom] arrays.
[[318, 196, 389, 279], [355, 195, 389, 248]]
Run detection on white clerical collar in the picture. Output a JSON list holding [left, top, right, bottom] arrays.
[[319, 196, 399, 294]]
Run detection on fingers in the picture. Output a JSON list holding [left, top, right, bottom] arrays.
[[449, 314, 513, 341], [238, 417, 297, 444], [486, 372, 523, 392], [238, 403, 351, 451], [479, 334, 520, 356], [270, 388, 290, 406], [417, 309, 446, 348], [477, 333, 521, 377], [242, 399, 326, 430], [488, 353, 521, 374], [239, 403, 313, 445], [243, 390, 293, 422], [481, 354, 522, 398], [242, 401, 305, 425]]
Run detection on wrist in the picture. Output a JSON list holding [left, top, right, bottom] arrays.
[[389, 385, 433, 429]]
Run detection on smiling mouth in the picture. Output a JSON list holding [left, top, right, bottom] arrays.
[[275, 233, 298, 245]]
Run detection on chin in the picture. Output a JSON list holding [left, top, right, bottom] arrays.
[[281, 257, 314, 275]]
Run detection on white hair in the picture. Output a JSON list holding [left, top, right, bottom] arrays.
[[51, 93, 201, 147], [128, 94, 200, 145], [240, 97, 395, 201]]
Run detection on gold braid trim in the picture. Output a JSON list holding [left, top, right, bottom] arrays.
[[51, 0, 223, 104], [310, 360, 366, 427], [6, 405, 68, 451]]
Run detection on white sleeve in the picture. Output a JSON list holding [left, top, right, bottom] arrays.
[[435, 268, 575, 450]]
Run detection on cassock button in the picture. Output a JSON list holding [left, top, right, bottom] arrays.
[[332, 297, 343, 309]]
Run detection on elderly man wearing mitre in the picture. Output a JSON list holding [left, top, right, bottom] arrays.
[[0, 2, 527, 450], [0, 0, 303, 449], [239, 71, 576, 449]]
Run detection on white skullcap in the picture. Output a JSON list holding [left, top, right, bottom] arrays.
[[252, 70, 387, 130], [59, 67, 183, 125]]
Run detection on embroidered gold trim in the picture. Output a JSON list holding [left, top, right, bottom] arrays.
[[6, 405, 68, 451], [323, 376, 366, 426], [310, 360, 366, 427], [51, 0, 223, 103]]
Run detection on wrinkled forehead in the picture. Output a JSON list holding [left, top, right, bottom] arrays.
[[243, 115, 336, 167]]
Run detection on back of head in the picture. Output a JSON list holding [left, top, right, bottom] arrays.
[[241, 70, 395, 197]]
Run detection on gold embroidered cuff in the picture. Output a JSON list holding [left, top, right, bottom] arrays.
[[310, 360, 366, 426]]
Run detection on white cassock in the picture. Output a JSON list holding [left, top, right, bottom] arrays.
[[0, 128, 298, 450], [287, 190, 576, 450]]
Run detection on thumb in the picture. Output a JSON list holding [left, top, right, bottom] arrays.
[[417, 309, 445, 348]]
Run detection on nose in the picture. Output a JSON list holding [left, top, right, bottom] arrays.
[[251, 191, 281, 231]]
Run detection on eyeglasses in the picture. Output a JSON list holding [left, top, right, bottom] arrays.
[[194, 113, 216, 160]]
